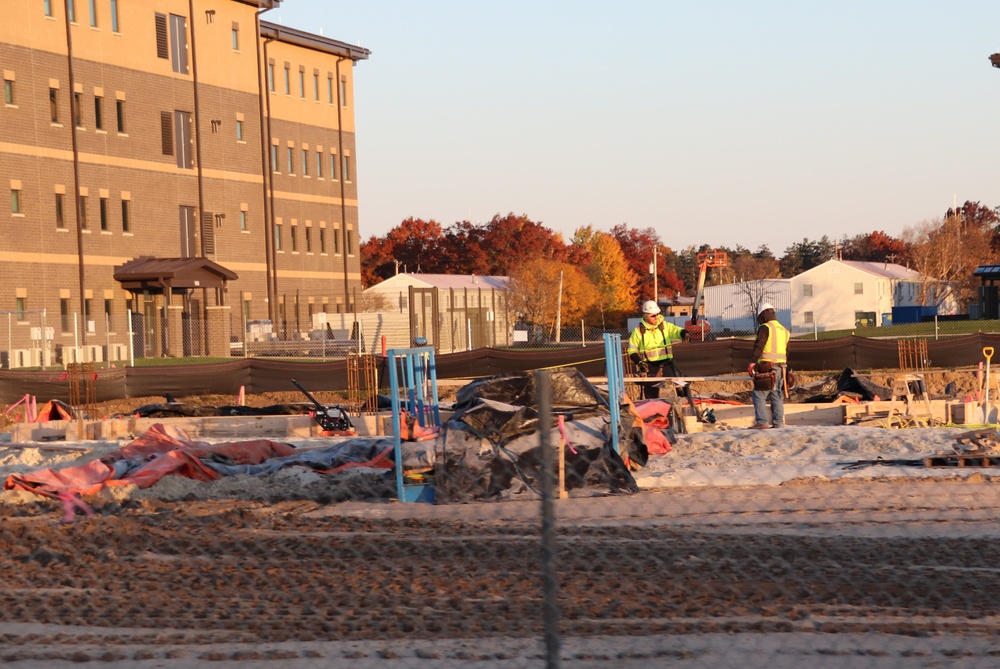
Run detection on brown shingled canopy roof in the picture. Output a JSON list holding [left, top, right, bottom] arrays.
[[114, 257, 238, 305]]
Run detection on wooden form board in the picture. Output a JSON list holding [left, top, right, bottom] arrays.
[[682, 402, 846, 433]]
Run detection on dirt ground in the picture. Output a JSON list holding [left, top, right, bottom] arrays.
[[2, 483, 1000, 667], [0, 366, 995, 667]]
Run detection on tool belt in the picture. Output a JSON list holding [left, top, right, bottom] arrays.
[[753, 361, 776, 391]]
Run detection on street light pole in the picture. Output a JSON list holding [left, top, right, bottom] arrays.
[[649, 246, 658, 302]]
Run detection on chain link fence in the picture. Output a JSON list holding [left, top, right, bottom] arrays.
[[3, 313, 1000, 667]]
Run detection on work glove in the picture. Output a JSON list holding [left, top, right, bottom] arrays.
[[636, 361, 649, 376], [629, 353, 642, 366], [747, 362, 756, 377]]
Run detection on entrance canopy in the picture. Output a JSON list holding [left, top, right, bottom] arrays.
[[114, 257, 238, 306]]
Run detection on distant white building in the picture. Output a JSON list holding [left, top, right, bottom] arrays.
[[788, 259, 957, 334], [363, 273, 511, 351], [702, 280, 792, 336]]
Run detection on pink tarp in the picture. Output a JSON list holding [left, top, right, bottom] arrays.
[[4, 423, 297, 498]]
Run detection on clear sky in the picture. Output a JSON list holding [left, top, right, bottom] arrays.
[[268, 1, 1000, 256]]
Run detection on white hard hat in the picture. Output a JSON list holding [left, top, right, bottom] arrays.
[[758, 302, 775, 316], [642, 300, 661, 315]]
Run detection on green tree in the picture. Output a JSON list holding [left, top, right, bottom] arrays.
[[779, 237, 836, 277]]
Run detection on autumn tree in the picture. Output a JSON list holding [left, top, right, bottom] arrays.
[[508, 258, 599, 332], [903, 212, 993, 309], [359, 217, 445, 286], [475, 213, 566, 274], [584, 232, 638, 325], [838, 231, 910, 264], [947, 200, 1000, 251], [609, 223, 675, 302]]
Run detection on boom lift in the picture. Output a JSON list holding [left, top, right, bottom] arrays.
[[684, 249, 728, 342]]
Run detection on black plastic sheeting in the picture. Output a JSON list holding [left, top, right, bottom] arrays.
[[454, 368, 609, 414], [2, 333, 999, 404], [435, 370, 639, 503], [119, 402, 326, 419]]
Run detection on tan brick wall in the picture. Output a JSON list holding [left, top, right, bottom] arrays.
[[0, 1, 365, 355]]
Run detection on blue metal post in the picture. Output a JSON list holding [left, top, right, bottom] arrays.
[[603, 333, 623, 459], [387, 346, 440, 503]]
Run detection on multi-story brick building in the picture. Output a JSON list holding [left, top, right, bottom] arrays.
[[0, 0, 368, 363]]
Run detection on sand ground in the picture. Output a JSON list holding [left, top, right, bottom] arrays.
[[1, 368, 998, 668]]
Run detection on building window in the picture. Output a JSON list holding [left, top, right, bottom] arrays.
[[99, 197, 109, 230], [239, 210, 247, 231], [342, 155, 350, 181], [3, 78, 12, 105], [290, 226, 297, 252], [804, 311, 814, 324], [121, 199, 130, 232], [313, 73, 319, 101], [88, 0, 97, 27], [286, 147, 293, 174], [274, 224, 282, 251], [346, 229, 353, 255], [104, 299, 112, 323], [60, 298, 70, 332], [94, 95, 103, 130], [16, 298, 26, 322], [319, 228, 326, 254], [78, 195, 87, 228], [84, 298, 92, 322], [267, 63, 275, 92], [67, 0, 75, 22], [270, 145, 278, 172], [55, 193, 64, 228], [339, 76, 347, 106], [110, 0, 119, 32], [329, 153, 337, 180], [305, 227, 312, 253], [333, 227, 340, 254], [283, 65, 290, 94], [44, 0, 52, 17], [327, 75, 333, 104], [802, 284, 813, 297], [165, 110, 192, 169], [301, 149, 308, 176], [116, 99, 125, 132], [11, 188, 21, 214], [73, 91, 82, 127], [231, 24, 239, 51], [316, 151, 322, 178], [49, 88, 59, 123], [854, 282, 864, 295], [155, 13, 188, 75], [298, 70, 304, 98], [235, 119, 243, 141]]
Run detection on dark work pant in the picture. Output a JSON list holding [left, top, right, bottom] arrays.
[[639, 359, 693, 403]]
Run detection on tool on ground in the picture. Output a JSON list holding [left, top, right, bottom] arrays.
[[984, 347, 995, 424], [291, 378, 354, 432]]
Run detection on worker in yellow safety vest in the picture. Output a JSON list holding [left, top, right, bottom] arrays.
[[747, 302, 790, 429], [627, 300, 690, 401]]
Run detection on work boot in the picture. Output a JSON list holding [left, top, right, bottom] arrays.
[[749, 423, 772, 430]]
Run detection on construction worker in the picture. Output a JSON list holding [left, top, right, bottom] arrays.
[[627, 300, 690, 401], [747, 302, 790, 429]]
